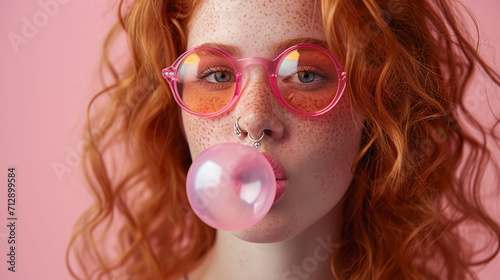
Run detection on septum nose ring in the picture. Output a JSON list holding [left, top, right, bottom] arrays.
[[234, 117, 265, 149]]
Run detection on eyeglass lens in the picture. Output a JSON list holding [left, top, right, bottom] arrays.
[[175, 47, 339, 114]]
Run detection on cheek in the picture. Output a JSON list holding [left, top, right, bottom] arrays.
[[285, 106, 363, 159], [318, 109, 364, 171], [182, 113, 230, 159], [286, 100, 364, 192]]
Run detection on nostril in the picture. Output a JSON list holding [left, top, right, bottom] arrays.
[[264, 129, 272, 137]]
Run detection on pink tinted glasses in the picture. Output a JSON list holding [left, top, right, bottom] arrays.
[[161, 44, 346, 117]]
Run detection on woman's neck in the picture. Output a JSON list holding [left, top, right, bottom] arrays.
[[188, 203, 343, 280]]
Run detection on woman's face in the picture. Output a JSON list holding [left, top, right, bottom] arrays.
[[183, 0, 365, 242]]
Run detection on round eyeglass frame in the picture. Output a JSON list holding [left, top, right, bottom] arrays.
[[161, 43, 347, 117]]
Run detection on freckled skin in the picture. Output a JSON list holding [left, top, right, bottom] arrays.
[[183, 0, 365, 243]]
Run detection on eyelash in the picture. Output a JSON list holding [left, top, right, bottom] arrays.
[[192, 65, 335, 92], [195, 66, 235, 89], [281, 66, 334, 89], [198, 66, 233, 78]]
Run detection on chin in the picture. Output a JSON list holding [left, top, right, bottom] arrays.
[[227, 206, 306, 243]]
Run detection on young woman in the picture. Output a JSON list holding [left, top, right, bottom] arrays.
[[67, 0, 500, 279]]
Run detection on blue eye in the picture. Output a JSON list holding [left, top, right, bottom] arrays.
[[206, 71, 233, 83], [198, 67, 235, 84], [297, 71, 317, 83]]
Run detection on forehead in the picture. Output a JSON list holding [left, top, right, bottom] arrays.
[[187, 0, 326, 56]]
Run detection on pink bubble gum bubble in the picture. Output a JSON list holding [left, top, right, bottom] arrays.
[[186, 142, 276, 231]]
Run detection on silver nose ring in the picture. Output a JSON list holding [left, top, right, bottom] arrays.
[[234, 117, 245, 138], [234, 117, 265, 149], [247, 131, 265, 149]]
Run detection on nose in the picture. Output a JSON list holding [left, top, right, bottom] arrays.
[[233, 66, 285, 147]]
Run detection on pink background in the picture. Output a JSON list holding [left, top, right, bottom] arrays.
[[0, 0, 499, 279]]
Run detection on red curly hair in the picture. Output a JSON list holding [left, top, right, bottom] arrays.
[[67, 0, 500, 279]]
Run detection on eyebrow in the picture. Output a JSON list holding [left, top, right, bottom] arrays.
[[196, 42, 242, 56], [195, 38, 329, 57], [272, 38, 329, 53]]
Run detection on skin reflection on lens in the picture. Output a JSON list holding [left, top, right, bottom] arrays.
[[278, 48, 339, 113], [282, 90, 336, 113], [178, 50, 235, 114], [181, 85, 234, 114]]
